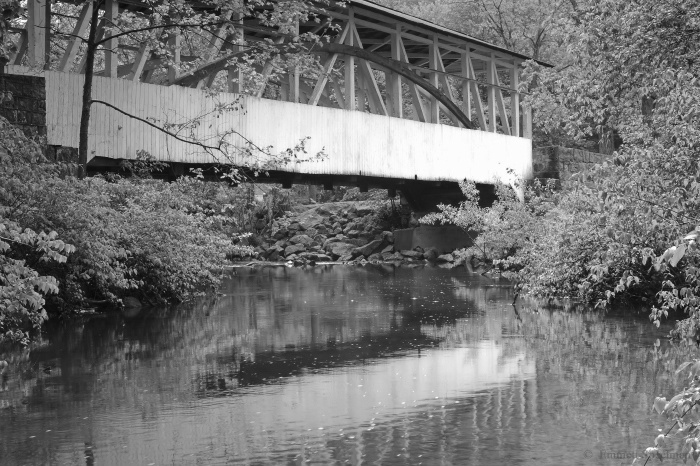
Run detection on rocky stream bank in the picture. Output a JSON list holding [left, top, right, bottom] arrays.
[[238, 201, 470, 268]]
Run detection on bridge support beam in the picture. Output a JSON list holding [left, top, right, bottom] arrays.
[[27, 0, 50, 69]]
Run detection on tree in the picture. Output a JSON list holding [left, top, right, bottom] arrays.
[[13, 0, 334, 177], [375, 0, 578, 62]]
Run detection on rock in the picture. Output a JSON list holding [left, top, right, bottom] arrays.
[[367, 253, 383, 262], [346, 229, 361, 238], [298, 252, 320, 261], [381, 245, 394, 254], [332, 222, 343, 231], [290, 234, 314, 247], [381, 231, 394, 243], [123, 296, 142, 309], [413, 246, 424, 253], [436, 253, 455, 263], [265, 247, 282, 261], [326, 241, 357, 258], [272, 229, 287, 240], [401, 250, 424, 260], [323, 237, 343, 248], [355, 239, 384, 257], [288, 222, 304, 231], [285, 244, 306, 256], [338, 254, 354, 262], [315, 253, 332, 262], [347, 238, 367, 247], [356, 206, 374, 216], [424, 248, 440, 261], [390, 252, 404, 261]]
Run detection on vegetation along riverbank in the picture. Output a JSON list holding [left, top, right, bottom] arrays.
[[3, 0, 700, 462]]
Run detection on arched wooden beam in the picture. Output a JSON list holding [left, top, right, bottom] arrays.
[[171, 43, 477, 130], [321, 43, 476, 130]]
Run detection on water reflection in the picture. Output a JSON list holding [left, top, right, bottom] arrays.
[[0, 265, 683, 465]]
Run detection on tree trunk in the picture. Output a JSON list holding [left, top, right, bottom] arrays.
[[78, 1, 102, 179]]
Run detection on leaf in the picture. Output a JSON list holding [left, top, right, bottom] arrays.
[[670, 243, 687, 267], [676, 361, 693, 376], [654, 397, 667, 414], [655, 434, 665, 448], [684, 230, 700, 241]]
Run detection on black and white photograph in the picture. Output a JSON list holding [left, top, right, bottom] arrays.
[[0, 0, 698, 464]]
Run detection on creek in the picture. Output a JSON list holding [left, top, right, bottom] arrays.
[[0, 265, 683, 465]]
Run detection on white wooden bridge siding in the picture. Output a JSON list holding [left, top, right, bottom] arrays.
[[44, 71, 532, 184]]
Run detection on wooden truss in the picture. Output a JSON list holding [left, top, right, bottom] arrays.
[[8, 0, 533, 138]]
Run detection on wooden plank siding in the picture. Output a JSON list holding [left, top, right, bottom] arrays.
[[38, 70, 532, 186]]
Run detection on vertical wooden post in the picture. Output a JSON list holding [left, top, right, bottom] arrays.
[[510, 65, 520, 137], [487, 53, 497, 132], [104, 0, 119, 78], [229, 13, 244, 93], [167, 24, 181, 84], [460, 49, 471, 122], [523, 105, 533, 139], [388, 25, 403, 118], [345, 11, 356, 110], [27, 0, 49, 68], [288, 18, 300, 102], [428, 37, 440, 123]]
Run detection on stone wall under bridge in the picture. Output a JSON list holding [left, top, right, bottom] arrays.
[[533, 146, 609, 186]]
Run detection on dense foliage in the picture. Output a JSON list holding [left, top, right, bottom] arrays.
[[0, 117, 259, 345], [415, 0, 700, 462]]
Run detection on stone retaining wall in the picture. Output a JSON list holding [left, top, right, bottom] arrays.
[[0, 73, 46, 139], [533, 146, 608, 185], [0, 72, 78, 163]]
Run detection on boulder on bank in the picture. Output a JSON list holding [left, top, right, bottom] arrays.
[[401, 250, 424, 260], [436, 253, 455, 263], [353, 239, 385, 258], [289, 234, 315, 247], [326, 241, 357, 259], [285, 244, 306, 257], [424, 247, 440, 261]]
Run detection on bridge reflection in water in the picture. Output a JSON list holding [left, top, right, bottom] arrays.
[[0, 266, 677, 465]]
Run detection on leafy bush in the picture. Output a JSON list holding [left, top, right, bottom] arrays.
[[0, 116, 256, 341], [421, 179, 555, 269], [0, 219, 73, 345]]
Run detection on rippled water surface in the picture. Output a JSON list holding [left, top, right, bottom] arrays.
[[0, 265, 688, 465]]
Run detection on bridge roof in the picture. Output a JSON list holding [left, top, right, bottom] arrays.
[[346, 0, 551, 66]]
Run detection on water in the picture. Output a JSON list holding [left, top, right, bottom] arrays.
[[0, 265, 690, 465]]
